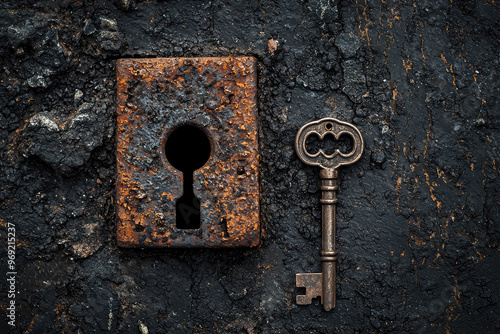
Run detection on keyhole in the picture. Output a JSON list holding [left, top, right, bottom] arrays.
[[165, 124, 211, 229]]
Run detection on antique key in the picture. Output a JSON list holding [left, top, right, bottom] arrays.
[[295, 117, 364, 311]]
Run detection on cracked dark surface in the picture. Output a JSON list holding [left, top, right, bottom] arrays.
[[0, 0, 499, 333]]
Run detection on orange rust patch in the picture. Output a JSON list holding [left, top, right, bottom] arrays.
[[116, 57, 260, 248], [267, 38, 277, 55]]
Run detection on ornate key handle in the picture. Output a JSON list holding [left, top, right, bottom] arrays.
[[295, 118, 364, 170], [295, 117, 364, 311]]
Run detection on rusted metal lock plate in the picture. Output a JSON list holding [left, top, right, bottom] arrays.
[[116, 57, 259, 248]]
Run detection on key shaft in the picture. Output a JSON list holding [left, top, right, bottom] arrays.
[[319, 168, 339, 311]]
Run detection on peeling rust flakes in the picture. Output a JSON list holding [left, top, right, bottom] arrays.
[[116, 57, 260, 248]]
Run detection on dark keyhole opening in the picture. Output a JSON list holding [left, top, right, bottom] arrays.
[[165, 124, 211, 229], [305, 132, 354, 156]]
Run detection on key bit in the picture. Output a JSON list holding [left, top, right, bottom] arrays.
[[296, 273, 322, 305], [294, 117, 364, 311]]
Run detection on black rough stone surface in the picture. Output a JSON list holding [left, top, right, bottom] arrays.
[[0, 0, 499, 333]]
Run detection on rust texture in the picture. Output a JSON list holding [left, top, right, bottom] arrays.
[[116, 57, 259, 248]]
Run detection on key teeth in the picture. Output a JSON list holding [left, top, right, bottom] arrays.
[[296, 273, 322, 306], [296, 295, 312, 305]]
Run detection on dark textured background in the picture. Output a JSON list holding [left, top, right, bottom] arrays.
[[1, 0, 499, 333]]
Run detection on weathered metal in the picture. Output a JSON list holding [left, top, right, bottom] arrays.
[[116, 57, 260, 248], [295, 118, 364, 311]]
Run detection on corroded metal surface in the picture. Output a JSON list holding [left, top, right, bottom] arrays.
[[116, 57, 259, 248], [295, 118, 364, 311]]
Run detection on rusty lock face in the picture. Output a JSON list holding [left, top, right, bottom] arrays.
[[116, 57, 260, 248]]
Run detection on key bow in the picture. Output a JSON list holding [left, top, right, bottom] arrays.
[[295, 117, 364, 170]]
